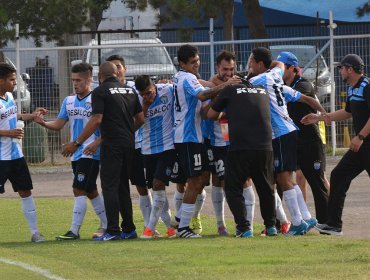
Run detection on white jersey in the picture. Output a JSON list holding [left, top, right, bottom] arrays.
[[58, 94, 100, 161], [173, 70, 205, 143], [141, 84, 174, 155], [130, 81, 142, 150], [202, 100, 227, 147], [0, 92, 23, 160], [249, 67, 298, 139]]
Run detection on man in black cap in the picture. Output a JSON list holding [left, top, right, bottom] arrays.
[[302, 53, 370, 236]]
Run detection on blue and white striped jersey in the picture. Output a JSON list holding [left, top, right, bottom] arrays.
[[173, 70, 205, 143], [0, 92, 23, 160], [58, 94, 100, 161], [249, 67, 298, 139], [141, 84, 174, 155], [201, 101, 227, 147], [128, 81, 143, 150]]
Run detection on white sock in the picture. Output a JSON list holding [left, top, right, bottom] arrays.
[[212, 186, 225, 227], [139, 193, 152, 227], [193, 189, 206, 218], [275, 191, 289, 224], [160, 196, 172, 228], [148, 190, 166, 231], [70, 196, 87, 235], [173, 190, 184, 218], [283, 189, 303, 226], [243, 186, 255, 228], [90, 195, 107, 229], [294, 185, 312, 220], [179, 203, 195, 229], [21, 195, 39, 235]]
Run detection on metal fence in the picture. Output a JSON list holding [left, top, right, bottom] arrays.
[[1, 21, 369, 165]]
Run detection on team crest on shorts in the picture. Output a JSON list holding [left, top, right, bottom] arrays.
[[77, 173, 85, 182], [313, 161, 321, 170], [166, 167, 172, 177], [274, 159, 280, 168]]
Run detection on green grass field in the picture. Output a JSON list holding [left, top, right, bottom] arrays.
[[0, 198, 369, 280]]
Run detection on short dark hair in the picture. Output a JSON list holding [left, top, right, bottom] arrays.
[[106, 55, 125, 67], [252, 47, 272, 69], [135, 75, 153, 91], [177, 44, 199, 64], [71, 62, 92, 76], [216, 50, 236, 65], [0, 62, 16, 79]]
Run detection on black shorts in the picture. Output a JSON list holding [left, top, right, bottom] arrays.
[[144, 149, 177, 188], [72, 158, 100, 193], [129, 148, 147, 187], [0, 157, 33, 193], [174, 142, 203, 179], [202, 138, 213, 172], [297, 140, 326, 172], [272, 131, 297, 173], [169, 156, 186, 184], [210, 145, 227, 180]]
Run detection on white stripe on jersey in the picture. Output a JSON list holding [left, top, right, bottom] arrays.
[[58, 94, 100, 161], [249, 67, 298, 139], [0, 92, 23, 160], [173, 70, 204, 143], [130, 81, 142, 150], [141, 84, 174, 155]]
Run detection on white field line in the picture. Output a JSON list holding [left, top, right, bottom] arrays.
[[0, 257, 66, 280]]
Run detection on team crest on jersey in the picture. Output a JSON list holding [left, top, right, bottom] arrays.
[[274, 158, 280, 168], [84, 102, 92, 110], [77, 173, 85, 182], [313, 161, 321, 170], [160, 95, 168, 104]]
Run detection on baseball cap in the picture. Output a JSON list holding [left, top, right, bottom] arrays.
[[276, 51, 299, 67], [338, 54, 364, 69]]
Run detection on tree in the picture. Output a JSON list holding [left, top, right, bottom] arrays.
[[0, 0, 111, 47], [357, 1, 370, 17], [241, 0, 268, 40]]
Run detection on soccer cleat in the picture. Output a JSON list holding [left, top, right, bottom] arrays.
[[280, 222, 291, 234], [305, 218, 318, 232], [285, 221, 308, 236], [166, 227, 177, 238], [93, 232, 121, 241], [218, 225, 228, 236], [260, 228, 267, 237], [235, 229, 253, 238], [31, 232, 45, 243], [92, 228, 106, 239], [154, 229, 163, 238], [170, 217, 180, 229], [140, 227, 155, 239], [176, 227, 202, 238], [121, 230, 138, 240], [315, 224, 343, 236], [56, 231, 80, 241], [190, 217, 203, 234], [260, 226, 277, 236]]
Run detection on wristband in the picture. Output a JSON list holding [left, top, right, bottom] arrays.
[[73, 140, 82, 147]]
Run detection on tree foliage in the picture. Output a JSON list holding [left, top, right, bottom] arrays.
[[357, 1, 370, 17], [0, 0, 111, 47]]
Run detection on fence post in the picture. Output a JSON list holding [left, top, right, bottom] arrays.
[[328, 10, 337, 156], [15, 24, 22, 113], [209, 18, 215, 77]]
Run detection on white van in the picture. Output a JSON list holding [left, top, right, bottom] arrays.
[[78, 38, 176, 88]]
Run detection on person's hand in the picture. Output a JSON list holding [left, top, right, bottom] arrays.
[[83, 141, 99, 156], [301, 113, 320, 125], [32, 107, 48, 118], [62, 142, 78, 157], [349, 136, 363, 152], [33, 114, 45, 125], [6, 129, 24, 139], [224, 76, 242, 85], [158, 79, 172, 84]]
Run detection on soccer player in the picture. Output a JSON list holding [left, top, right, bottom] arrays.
[[276, 51, 330, 225], [302, 54, 370, 236], [35, 63, 107, 240], [62, 62, 144, 241], [248, 47, 324, 235], [0, 62, 46, 242], [134, 75, 177, 239], [173, 44, 240, 238]]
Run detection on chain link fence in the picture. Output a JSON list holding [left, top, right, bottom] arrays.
[[1, 22, 369, 165]]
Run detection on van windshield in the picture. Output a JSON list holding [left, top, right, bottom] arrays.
[[90, 46, 171, 66]]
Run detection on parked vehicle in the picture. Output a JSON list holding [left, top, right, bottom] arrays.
[[0, 52, 31, 112], [74, 38, 176, 88], [270, 45, 332, 110]]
